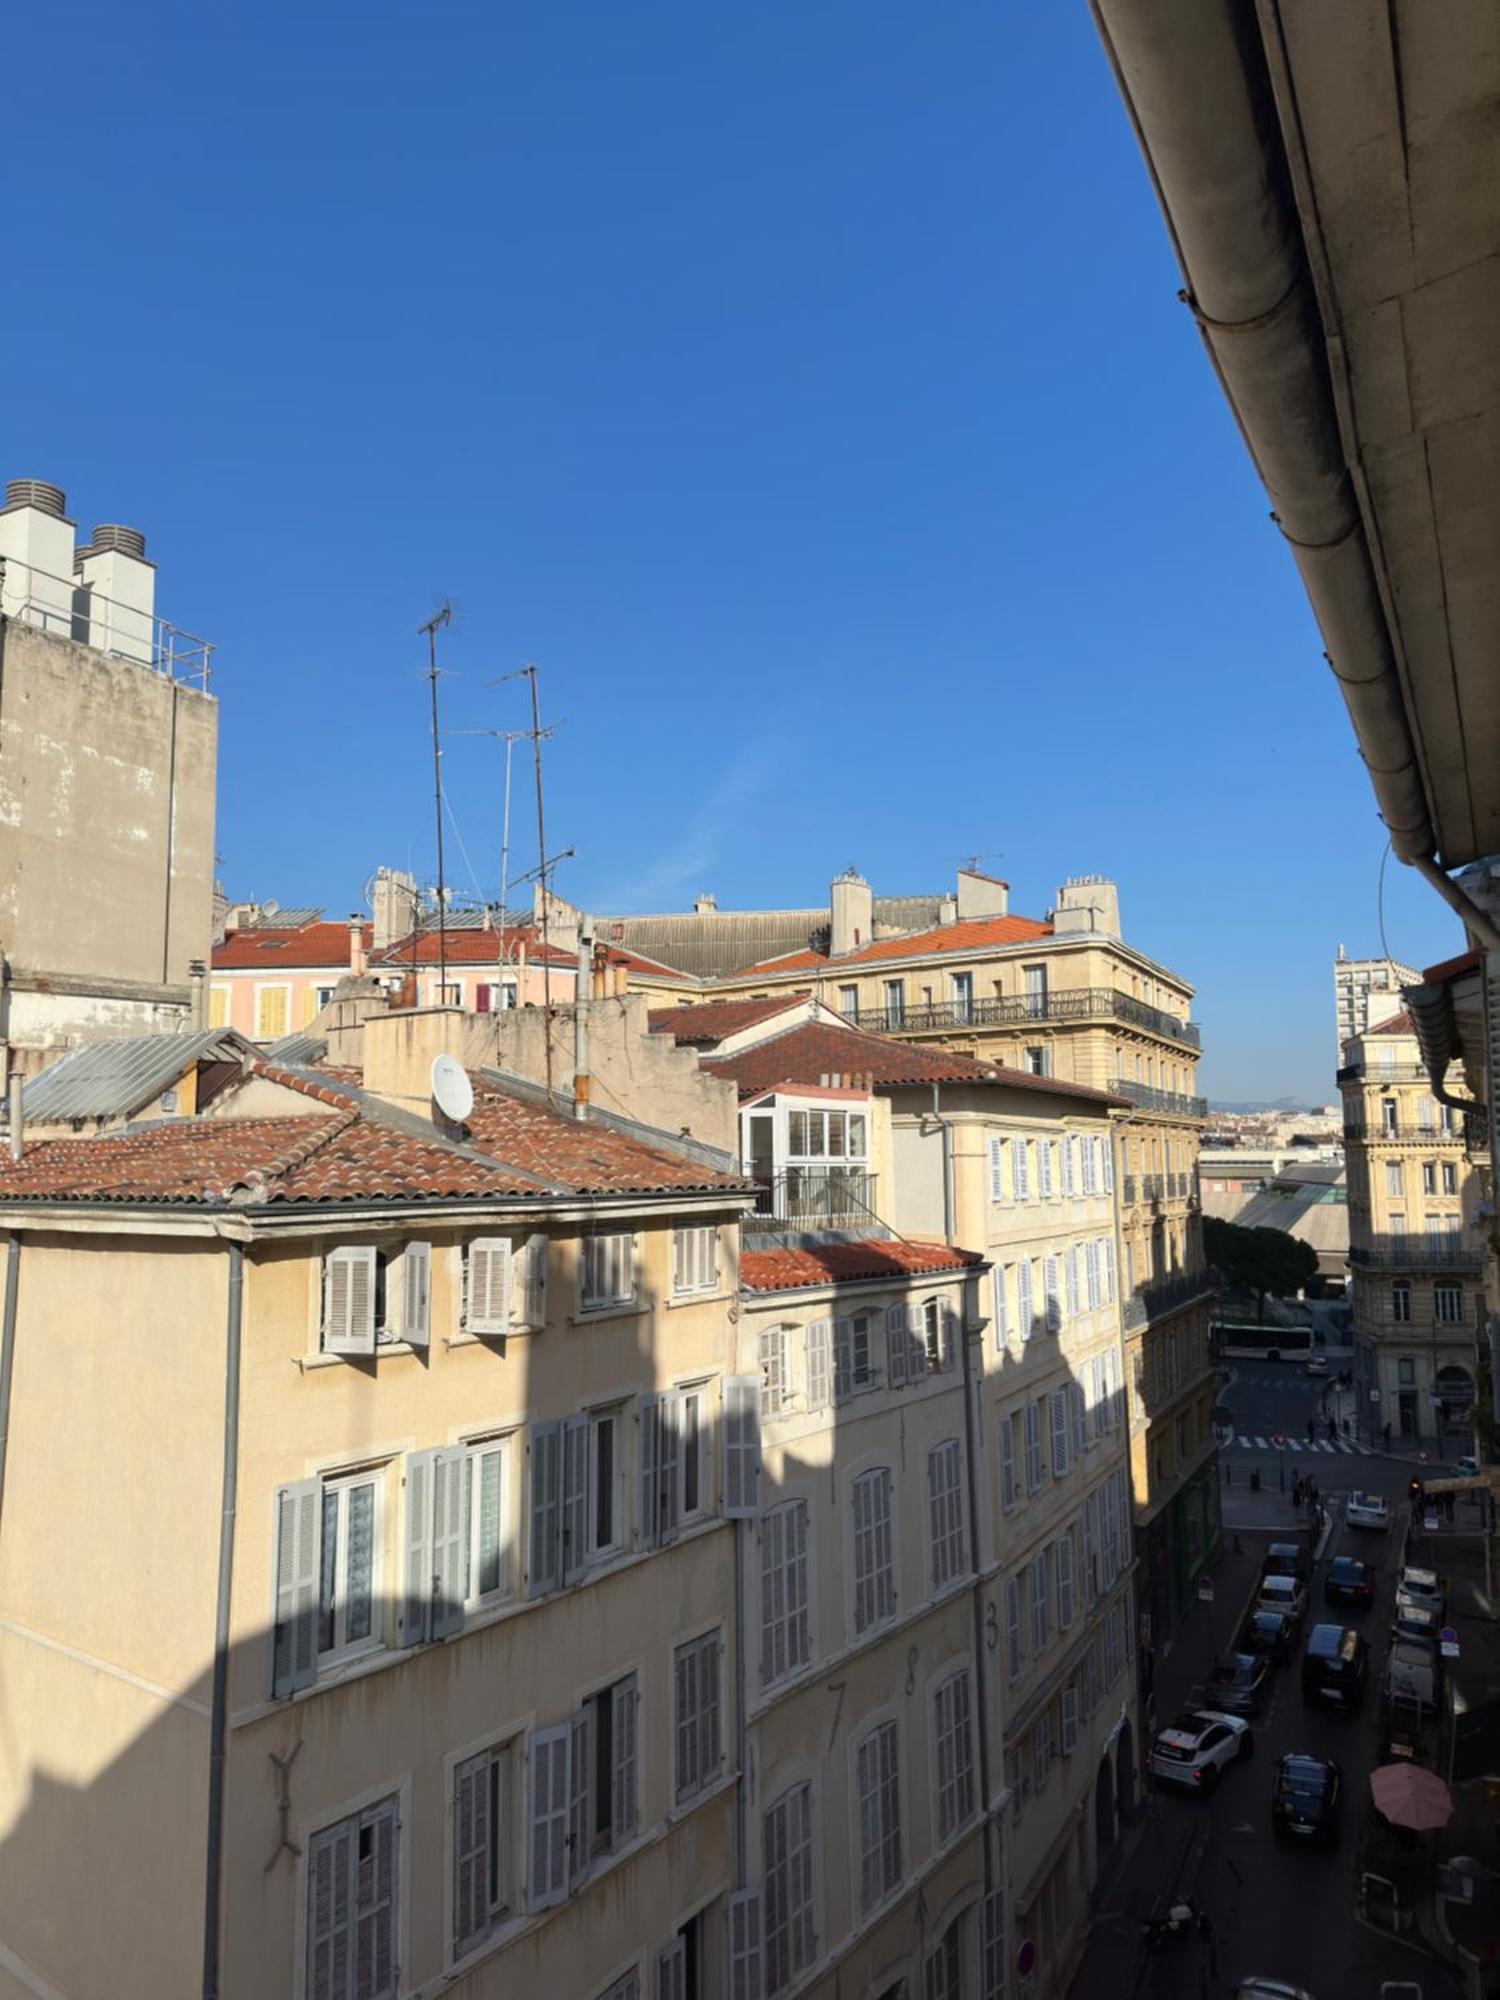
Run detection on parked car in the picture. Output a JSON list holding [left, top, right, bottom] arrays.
[[1272, 1753, 1343, 1845], [1386, 1640, 1440, 1714], [1150, 1709, 1253, 1791], [1301, 1624, 1369, 1711], [1323, 1557, 1375, 1609], [1240, 1609, 1296, 1661], [1396, 1565, 1446, 1619], [1346, 1491, 1389, 1531], [1391, 1601, 1441, 1651], [1205, 1653, 1272, 1715], [1263, 1541, 1312, 1583], [1305, 1356, 1330, 1376], [1257, 1572, 1309, 1635]]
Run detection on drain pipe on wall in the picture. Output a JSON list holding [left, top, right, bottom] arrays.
[[573, 920, 593, 1119], [0, 1231, 21, 1538], [201, 1239, 244, 2000]]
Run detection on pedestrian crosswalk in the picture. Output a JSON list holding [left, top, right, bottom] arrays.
[[1233, 1433, 1373, 1455]]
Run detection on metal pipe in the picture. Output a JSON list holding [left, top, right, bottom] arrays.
[[931, 1083, 955, 1244], [7, 1071, 21, 1163], [573, 922, 593, 1119], [0, 1232, 20, 1538], [731, 1517, 749, 1887], [201, 1241, 244, 2000], [1408, 855, 1500, 957]]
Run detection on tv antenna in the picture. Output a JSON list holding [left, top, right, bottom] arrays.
[[957, 852, 1005, 875], [449, 722, 560, 967], [487, 663, 565, 1096], [419, 602, 454, 991]]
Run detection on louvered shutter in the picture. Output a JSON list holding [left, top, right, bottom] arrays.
[[401, 1242, 431, 1347], [998, 1416, 1016, 1510], [727, 1890, 765, 2000], [1039, 1142, 1054, 1198], [402, 1449, 438, 1647], [432, 1446, 468, 1638], [1062, 1137, 1076, 1197], [994, 1266, 1009, 1346], [833, 1314, 854, 1399], [307, 1817, 353, 2000], [1056, 1532, 1075, 1628], [987, 1137, 1004, 1201], [1012, 1138, 1029, 1199], [1005, 1574, 1022, 1674], [1103, 1136, 1115, 1193], [528, 1725, 570, 1911], [806, 1319, 832, 1412], [981, 1888, 1005, 2000], [1050, 1388, 1070, 1477], [659, 1395, 682, 1541], [524, 1233, 548, 1328], [1043, 1256, 1061, 1333], [905, 1304, 925, 1381], [721, 1377, 761, 1517], [639, 1395, 662, 1547], [353, 1797, 396, 2000], [612, 1677, 638, 1839], [453, 1751, 491, 1958], [272, 1478, 321, 1696], [1016, 1261, 1034, 1339], [467, 1237, 513, 1334], [657, 1940, 688, 2000], [1072, 1381, 1087, 1458], [562, 1416, 589, 1581], [569, 1705, 592, 1888], [323, 1246, 377, 1356], [1061, 1685, 1080, 1753], [673, 1228, 690, 1295], [886, 1303, 908, 1386], [940, 1306, 958, 1371], [528, 1422, 562, 1595], [1104, 1238, 1116, 1302]]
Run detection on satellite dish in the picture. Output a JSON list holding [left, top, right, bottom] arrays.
[[430, 1054, 473, 1125]]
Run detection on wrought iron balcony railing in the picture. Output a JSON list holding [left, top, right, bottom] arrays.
[[843, 986, 1200, 1050], [1121, 1267, 1216, 1331], [1343, 1122, 1467, 1143], [1349, 1240, 1483, 1272], [1109, 1078, 1209, 1120], [746, 1167, 879, 1232]]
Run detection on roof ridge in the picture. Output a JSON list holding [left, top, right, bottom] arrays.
[[226, 1107, 359, 1201]]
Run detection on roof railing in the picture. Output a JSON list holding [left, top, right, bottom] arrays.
[[0, 554, 213, 689]]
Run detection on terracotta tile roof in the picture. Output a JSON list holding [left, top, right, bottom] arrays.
[[703, 1021, 1125, 1107], [0, 1075, 752, 1208], [1366, 1009, 1416, 1035], [213, 922, 370, 970], [740, 1239, 986, 1292], [648, 994, 810, 1044], [732, 911, 1052, 978], [373, 927, 575, 970]]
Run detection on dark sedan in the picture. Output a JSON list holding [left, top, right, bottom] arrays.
[[1272, 1753, 1343, 1846], [1206, 1653, 1271, 1715], [1324, 1557, 1375, 1609], [1239, 1610, 1295, 1661]]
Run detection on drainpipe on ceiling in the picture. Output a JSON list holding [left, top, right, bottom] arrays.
[[201, 1240, 244, 2000]]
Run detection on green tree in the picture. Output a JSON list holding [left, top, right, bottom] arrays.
[[1204, 1217, 1319, 1320]]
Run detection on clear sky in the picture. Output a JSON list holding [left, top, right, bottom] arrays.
[[3, 4, 1460, 1103]]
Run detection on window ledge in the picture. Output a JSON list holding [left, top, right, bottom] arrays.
[[297, 1342, 422, 1372], [569, 1302, 648, 1328]]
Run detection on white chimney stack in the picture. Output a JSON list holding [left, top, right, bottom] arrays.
[[0, 480, 76, 635], [76, 522, 156, 665]]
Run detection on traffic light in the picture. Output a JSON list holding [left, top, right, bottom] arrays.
[[1409, 1476, 1424, 1508]]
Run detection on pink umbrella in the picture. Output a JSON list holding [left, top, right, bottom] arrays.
[[1371, 1762, 1453, 1830]]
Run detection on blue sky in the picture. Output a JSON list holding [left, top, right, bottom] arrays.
[[3, 4, 1460, 1102]]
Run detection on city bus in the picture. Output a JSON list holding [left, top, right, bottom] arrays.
[[1212, 1319, 1313, 1361]]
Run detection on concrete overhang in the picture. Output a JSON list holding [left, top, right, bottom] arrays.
[[1091, 0, 1500, 869]]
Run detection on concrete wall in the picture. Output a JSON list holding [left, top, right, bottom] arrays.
[[0, 618, 217, 1047]]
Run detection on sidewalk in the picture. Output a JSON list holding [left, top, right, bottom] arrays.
[[1067, 1538, 1267, 2000]]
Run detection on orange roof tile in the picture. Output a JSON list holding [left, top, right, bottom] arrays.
[[1366, 1009, 1416, 1035], [703, 1020, 1125, 1107], [213, 922, 370, 969], [374, 927, 574, 970], [732, 911, 1052, 978], [740, 1239, 986, 1292], [648, 994, 810, 1044]]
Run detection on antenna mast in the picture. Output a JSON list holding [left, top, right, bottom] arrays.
[[419, 603, 453, 994]]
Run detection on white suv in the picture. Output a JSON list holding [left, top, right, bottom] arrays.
[[1149, 1708, 1253, 1791]]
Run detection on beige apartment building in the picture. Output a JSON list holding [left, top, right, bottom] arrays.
[[1333, 947, 1420, 1063], [0, 477, 218, 1071], [663, 868, 1214, 1659], [1341, 1008, 1483, 1440], [657, 998, 1141, 2000]]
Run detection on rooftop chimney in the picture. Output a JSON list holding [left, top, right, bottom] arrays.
[[371, 866, 420, 951], [75, 522, 156, 666], [1051, 875, 1120, 940], [956, 868, 1008, 920], [348, 914, 367, 977], [0, 478, 75, 633], [694, 893, 718, 915], [830, 867, 873, 956]]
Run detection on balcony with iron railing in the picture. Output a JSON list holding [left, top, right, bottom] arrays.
[[1343, 1121, 1468, 1143], [1121, 1266, 1217, 1331], [745, 1166, 882, 1234], [1109, 1078, 1208, 1120], [844, 985, 1200, 1050], [1348, 1239, 1484, 1272]]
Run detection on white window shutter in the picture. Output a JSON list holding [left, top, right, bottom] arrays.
[[940, 1305, 958, 1370], [660, 1395, 682, 1541], [1063, 1137, 1076, 1197], [1043, 1256, 1061, 1333], [1050, 1388, 1070, 1478], [323, 1245, 377, 1355], [528, 1422, 563, 1595], [886, 1302, 908, 1386], [402, 1448, 439, 1647], [722, 1377, 761, 1518], [453, 1750, 491, 1958], [1056, 1532, 1074, 1628], [833, 1314, 854, 1399], [639, 1395, 662, 1548], [998, 1416, 1016, 1511], [988, 1137, 1004, 1202], [568, 1705, 592, 1889], [524, 1232, 549, 1327], [994, 1266, 1009, 1346], [528, 1725, 570, 1911], [1103, 1136, 1115, 1193], [657, 1938, 688, 2000], [401, 1241, 431, 1347], [1061, 1685, 1080, 1754], [727, 1889, 765, 2000], [905, 1304, 924, 1380], [467, 1237, 513, 1335], [612, 1677, 639, 1838], [432, 1446, 469, 1637], [806, 1319, 832, 1412], [562, 1415, 589, 1582], [272, 1478, 321, 1696]]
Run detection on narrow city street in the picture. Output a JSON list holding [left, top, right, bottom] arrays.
[[1074, 1356, 1463, 2000]]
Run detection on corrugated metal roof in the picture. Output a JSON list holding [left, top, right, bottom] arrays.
[[265, 1031, 330, 1065], [240, 906, 323, 930], [602, 895, 947, 979], [22, 1031, 253, 1124]]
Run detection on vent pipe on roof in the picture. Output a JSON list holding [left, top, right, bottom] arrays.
[[574, 920, 594, 1119], [348, 915, 367, 978], [7, 1071, 22, 1164]]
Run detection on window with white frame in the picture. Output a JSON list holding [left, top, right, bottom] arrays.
[[932, 1670, 975, 1843], [1024, 1400, 1043, 1493], [1436, 1283, 1464, 1324], [988, 1136, 1006, 1203], [462, 1434, 512, 1607], [839, 984, 860, 1019], [673, 1629, 724, 1803], [927, 1439, 967, 1591], [597, 1972, 641, 2000], [462, 1236, 515, 1336], [994, 1265, 1011, 1345], [922, 1295, 956, 1373], [855, 1720, 902, 1914], [924, 1915, 964, 2000], [1049, 1387, 1071, 1479], [581, 1232, 635, 1311], [678, 1381, 710, 1519], [787, 1107, 868, 1162], [761, 1498, 812, 1686], [851, 1468, 897, 1634], [1043, 1255, 1062, 1333], [1012, 1137, 1030, 1199], [526, 1404, 627, 1596], [452, 1740, 515, 1961], [1385, 1160, 1404, 1198], [835, 1311, 873, 1397], [672, 1225, 718, 1297], [1443, 1160, 1459, 1195], [639, 1384, 706, 1549], [320, 1241, 433, 1355], [760, 1325, 790, 1416], [529, 1674, 640, 1908], [763, 1782, 817, 1995], [307, 1795, 399, 2000], [1081, 1138, 1098, 1196], [272, 1467, 386, 1695]]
